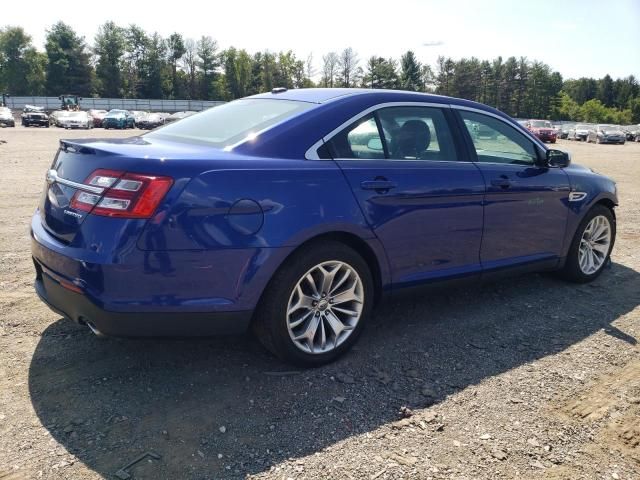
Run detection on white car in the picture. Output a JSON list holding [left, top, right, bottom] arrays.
[[58, 111, 93, 130]]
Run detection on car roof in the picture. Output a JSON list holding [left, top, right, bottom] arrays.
[[249, 88, 493, 109]]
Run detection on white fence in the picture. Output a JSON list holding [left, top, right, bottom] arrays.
[[5, 96, 225, 112]]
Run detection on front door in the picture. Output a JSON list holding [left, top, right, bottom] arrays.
[[457, 109, 570, 271]]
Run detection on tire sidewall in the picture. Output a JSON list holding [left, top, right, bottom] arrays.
[[258, 242, 374, 367], [563, 205, 616, 283]]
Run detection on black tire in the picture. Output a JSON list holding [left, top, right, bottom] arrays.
[[253, 241, 374, 367], [558, 205, 615, 283]]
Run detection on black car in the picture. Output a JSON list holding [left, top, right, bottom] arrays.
[[21, 105, 49, 127]]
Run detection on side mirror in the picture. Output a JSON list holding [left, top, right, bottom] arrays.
[[546, 149, 570, 168]]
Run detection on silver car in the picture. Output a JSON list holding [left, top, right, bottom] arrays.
[[587, 125, 626, 145]]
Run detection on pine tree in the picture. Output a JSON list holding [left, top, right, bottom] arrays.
[[400, 51, 422, 91]]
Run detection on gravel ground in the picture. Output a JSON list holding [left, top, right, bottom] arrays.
[[0, 126, 639, 480]]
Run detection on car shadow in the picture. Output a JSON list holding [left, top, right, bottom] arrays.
[[28, 262, 640, 479]]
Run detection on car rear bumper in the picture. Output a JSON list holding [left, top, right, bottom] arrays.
[[30, 212, 287, 336], [33, 261, 251, 336]]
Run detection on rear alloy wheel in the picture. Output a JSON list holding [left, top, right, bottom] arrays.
[[559, 205, 615, 283], [255, 242, 373, 366], [286, 261, 364, 355]]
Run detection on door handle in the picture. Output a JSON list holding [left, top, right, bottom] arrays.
[[490, 177, 511, 189], [360, 180, 397, 192]]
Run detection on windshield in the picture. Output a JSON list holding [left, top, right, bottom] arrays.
[[146, 99, 313, 147], [600, 125, 618, 132], [530, 120, 552, 128], [106, 110, 126, 117], [576, 124, 590, 130], [68, 112, 86, 118]]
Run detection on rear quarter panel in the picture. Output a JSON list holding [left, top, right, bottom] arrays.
[[137, 157, 391, 292]]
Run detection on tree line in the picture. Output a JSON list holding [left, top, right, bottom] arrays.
[[1, 22, 638, 123]]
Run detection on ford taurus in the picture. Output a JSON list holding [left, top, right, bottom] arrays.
[[31, 88, 618, 366]]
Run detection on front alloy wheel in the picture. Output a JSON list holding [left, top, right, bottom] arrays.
[[578, 215, 612, 275], [560, 205, 615, 283]]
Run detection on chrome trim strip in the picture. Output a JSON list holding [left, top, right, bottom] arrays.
[[46, 169, 104, 194], [304, 101, 451, 160]]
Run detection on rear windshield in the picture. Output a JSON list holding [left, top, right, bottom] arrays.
[[146, 99, 313, 148]]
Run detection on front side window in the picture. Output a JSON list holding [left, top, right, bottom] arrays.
[[460, 111, 538, 165]]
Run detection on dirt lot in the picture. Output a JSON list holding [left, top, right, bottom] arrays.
[[0, 126, 639, 480]]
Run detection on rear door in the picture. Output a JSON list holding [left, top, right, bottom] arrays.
[[326, 104, 485, 287], [455, 109, 570, 271]]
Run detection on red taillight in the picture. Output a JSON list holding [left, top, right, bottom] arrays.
[[70, 169, 173, 218]]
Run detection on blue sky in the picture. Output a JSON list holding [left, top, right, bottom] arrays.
[[5, 0, 640, 80]]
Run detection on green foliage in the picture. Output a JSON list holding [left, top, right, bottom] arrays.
[[363, 56, 399, 89], [45, 22, 93, 96], [400, 51, 422, 91], [94, 22, 126, 97], [1, 20, 638, 120]]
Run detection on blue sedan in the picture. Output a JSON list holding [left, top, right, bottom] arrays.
[[31, 88, 617, 366]]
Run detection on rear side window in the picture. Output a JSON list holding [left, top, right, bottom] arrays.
[[326, 106, 457, 161], [460, 111, 538, 165], [146, 99, 313, 147], [327, 115, 385, 159]]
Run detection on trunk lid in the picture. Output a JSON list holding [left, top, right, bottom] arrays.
[[40, 142, 109, 242], [39, 137, 257, 243]]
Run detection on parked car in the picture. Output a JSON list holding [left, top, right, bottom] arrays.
[[621, 125, 639, 141], [103, 109, 135, 129], [21, 105, 49, 127], [49, 110, 70, 127], [526, 119, 556, 143], [57, 111, 93, 129], [587, 125, 626, 144], [131, 110, 147, 125], [136, 112, 165, 130], [0, 107, 15, 127], [630, 125, 640, 142], [31, 88, 618, 366], [567, 124, 592, 141], [164, 110, 197, 124], [88, 109, 108, 128], [558, 123, 574, 139]]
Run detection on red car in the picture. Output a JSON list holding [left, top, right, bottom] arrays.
[[526, 119, 557, 143], [88, 109, 108, 128]]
